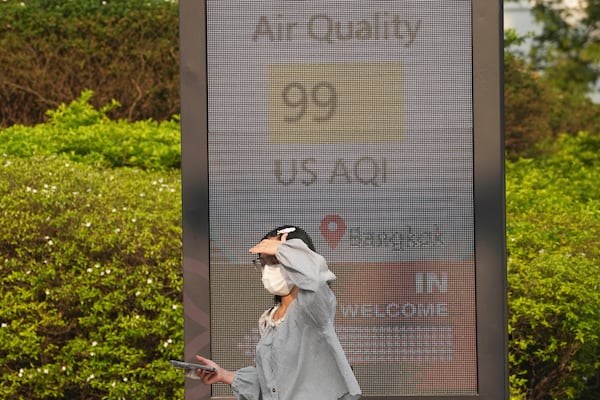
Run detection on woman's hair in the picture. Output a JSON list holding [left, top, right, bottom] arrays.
[[262, 225, 316, 252]]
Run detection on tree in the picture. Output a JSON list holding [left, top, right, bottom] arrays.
[[503, 29, 600, 158], [524, 0, 600, 96]]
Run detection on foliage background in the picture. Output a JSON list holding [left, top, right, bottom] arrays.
[[0, 95, 184, 399], [0, 0, 179, 128], [506, 133, 600, 400]]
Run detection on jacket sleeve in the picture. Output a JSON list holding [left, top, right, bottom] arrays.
[[275, 239, 336, 292], [231, 366, 262, 400], [275, 239, 337, 325]]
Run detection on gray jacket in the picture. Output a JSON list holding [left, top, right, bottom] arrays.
[[232, 239, 361, 400]]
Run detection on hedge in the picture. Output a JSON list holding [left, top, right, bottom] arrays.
[[0, 153, 184, 399], [0, 91, 181, 170], [506, 133, 600, 400], [0, 0, 179, 127]]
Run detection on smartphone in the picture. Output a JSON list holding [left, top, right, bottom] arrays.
[[170, 360, 216, 373]]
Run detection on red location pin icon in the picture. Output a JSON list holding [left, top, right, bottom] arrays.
[[320, 215, 346, 249]]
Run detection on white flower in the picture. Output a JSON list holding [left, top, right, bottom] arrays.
[[92, 341, 98, 347], [147, 278, 153, 284], [84, 222, 92, 227], [87, 374, 95, 381]]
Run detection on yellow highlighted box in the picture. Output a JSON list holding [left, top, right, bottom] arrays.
[[268, 62, 403, 144]]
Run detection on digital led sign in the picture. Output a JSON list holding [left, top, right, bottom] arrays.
[[206, 1, 474, 396]]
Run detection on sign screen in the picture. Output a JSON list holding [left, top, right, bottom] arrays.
[[206, 0, 476, 396]]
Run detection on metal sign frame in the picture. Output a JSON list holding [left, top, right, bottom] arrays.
[[179, 1, 507, 399]]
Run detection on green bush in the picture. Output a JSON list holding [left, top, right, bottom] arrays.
[[0, 91, 181, 170], [0, 0, 179, 127], [506, 133, 600, 399], [0, 154, 184, 399], [0, 93, 185, 398]]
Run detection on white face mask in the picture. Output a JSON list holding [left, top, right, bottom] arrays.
[[262, 264, 294, 296]]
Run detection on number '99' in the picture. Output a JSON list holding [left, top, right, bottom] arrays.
[[282, 81, 337, 123]]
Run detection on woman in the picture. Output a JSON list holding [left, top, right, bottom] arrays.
[[195, 225, 361, 400]]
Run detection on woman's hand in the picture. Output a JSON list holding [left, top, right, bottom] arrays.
[[249, 233, 288, 255], [194, 355, 235, 385]]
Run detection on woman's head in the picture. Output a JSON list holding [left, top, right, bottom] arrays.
[[259, 225, 316, 303], [262, 225, 316, 252]]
